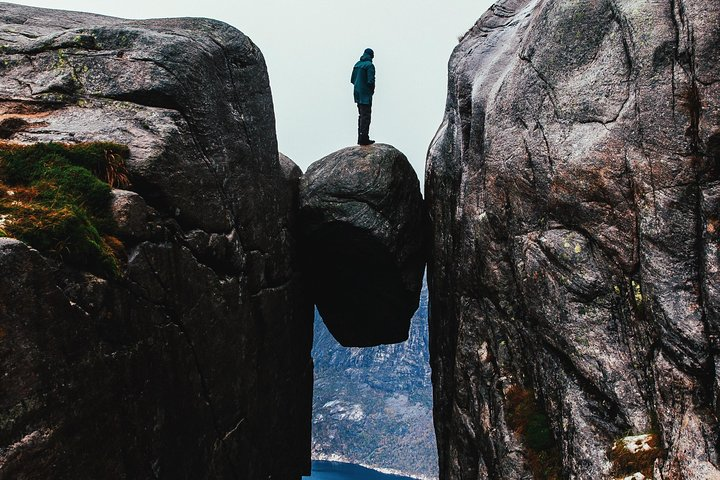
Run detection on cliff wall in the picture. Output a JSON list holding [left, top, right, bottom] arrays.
[[0, 4, 312, 479], [426, 0, 720, 478]]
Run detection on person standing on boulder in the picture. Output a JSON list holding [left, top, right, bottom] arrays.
[[351, 48, 376, 146]]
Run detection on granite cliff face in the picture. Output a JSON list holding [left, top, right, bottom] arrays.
[[0, 4, 312, 479], [426, 0, 720, 478], [299, 144, 426, 347]]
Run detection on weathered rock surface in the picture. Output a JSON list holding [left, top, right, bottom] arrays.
[[427, 0, 720, 478], [299, 144, 425, 347], [0, 4, 312, 479]]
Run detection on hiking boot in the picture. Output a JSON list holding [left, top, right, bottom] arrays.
[[358, 137, 375, 146]]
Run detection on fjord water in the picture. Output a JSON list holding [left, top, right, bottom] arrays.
[[303, 461, 418, 480]]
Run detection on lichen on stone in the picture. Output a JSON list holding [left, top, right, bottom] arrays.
[[609, 433, 664, 479]]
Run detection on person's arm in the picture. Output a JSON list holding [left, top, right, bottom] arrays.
[[368, 64, 375, 92], [351, 67, 357, 85]]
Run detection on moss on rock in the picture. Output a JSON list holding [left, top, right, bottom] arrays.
[[0, 142, 130, 276]]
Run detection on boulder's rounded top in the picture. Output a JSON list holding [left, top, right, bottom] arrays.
[[305, 143, 404, 177], [0, 236, 25, 250], [301, 143, 419, 212]]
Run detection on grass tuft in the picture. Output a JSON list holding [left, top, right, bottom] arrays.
[[0, 142, 130, 276]]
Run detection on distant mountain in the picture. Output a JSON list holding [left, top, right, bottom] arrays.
[[310, 279, 437, 479]]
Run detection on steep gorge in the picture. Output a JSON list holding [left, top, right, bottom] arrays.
[[1, 0, 719, 479]]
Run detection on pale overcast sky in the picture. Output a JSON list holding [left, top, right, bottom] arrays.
[[14, 0, 495, 183]]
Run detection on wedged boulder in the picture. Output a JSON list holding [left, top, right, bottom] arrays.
[[427, 0, 720, 478], [0, 4, 312, 479], [299, 144, 425, 347]]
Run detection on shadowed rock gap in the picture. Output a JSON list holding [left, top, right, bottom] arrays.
[[309, 277, 439, 479]]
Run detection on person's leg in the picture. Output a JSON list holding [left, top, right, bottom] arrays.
[[358, 104, 373, 145], [365, 104, 372, 139], [357, 104, 364, 144]]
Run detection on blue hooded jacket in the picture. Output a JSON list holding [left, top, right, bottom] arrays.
[[351, 49, 375, 105]]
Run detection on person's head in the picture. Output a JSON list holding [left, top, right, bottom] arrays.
[[363, 48, 374, 59]]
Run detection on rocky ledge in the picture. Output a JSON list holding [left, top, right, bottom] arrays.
[[299, 144, 426, 347]]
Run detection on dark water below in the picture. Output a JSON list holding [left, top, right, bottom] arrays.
[[302, 460, 418, 480]]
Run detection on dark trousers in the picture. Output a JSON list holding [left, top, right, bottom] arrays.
[[357, 104, 372, 140]]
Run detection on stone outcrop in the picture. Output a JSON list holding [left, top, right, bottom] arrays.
[[426, 0, 720, 478], [0, 4, 312, 479], [299, 144, 425, 347]]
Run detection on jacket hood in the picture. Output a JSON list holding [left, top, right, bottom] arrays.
[[359, 48, 374, 62]]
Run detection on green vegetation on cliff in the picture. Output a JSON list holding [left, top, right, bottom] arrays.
[[0, 142, 129, 276]]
